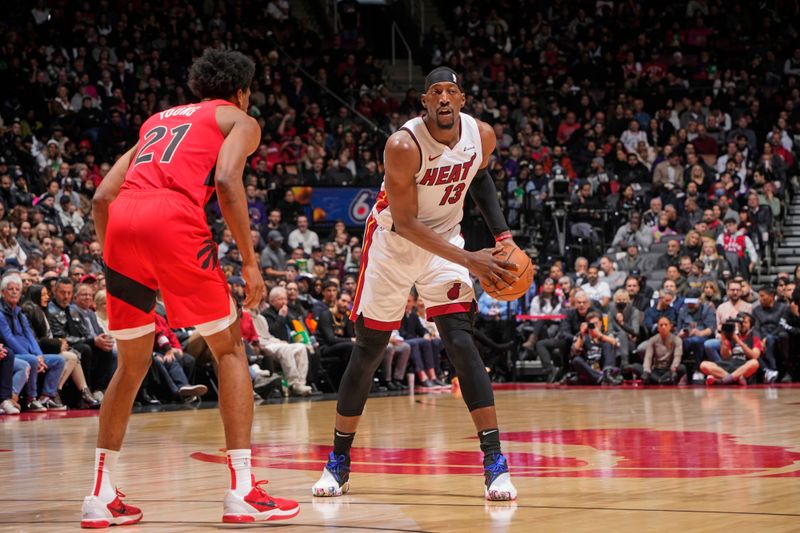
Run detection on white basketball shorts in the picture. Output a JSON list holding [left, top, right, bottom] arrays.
[[350, 215, 475, 330]]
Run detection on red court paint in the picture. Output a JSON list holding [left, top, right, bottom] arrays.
[[191, 428, 800, 478]]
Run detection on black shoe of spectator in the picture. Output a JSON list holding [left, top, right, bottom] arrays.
[[254, 375, 282, 398], [432, 378, 447, 387], [601, 369, 623, 386], [780, 374, 793, 384], [546, 366, 560, 384], [80, 388, 101, 409], [385, 381, 400, 391], [139, 390, 161, 406], [393, 380, 409, 390], [178, 384, 208, 398], [371, 381, 388, 393]]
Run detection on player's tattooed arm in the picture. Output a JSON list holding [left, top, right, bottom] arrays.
[[92, 142, 138, 250], [384, 130, 517, 290]]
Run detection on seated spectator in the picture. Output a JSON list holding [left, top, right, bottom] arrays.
[[314, 289, 355, 388], [261, 231, 289, 279], [617, 244, 643, 274], [48, 277, 114, 400], [581, 266, 611, 309], [288, 215, 319, 255], [677, 288, 716, 382], [609, 289, 642, 368], [643, 288, 678, 337], [0, 274, 65, 411], [625, 275, 651, 312], [751, 285, 788, 383], [701, 312, 761, 385], [537, 291, 594, 377], [521, 277, 562, 357], [21, 284, 99, 408], [567, 311, 621, 385], [599, 255, 626, 292], [633, 316, 686, 385], [651, 212, 678, 243], [656, 238, 682, 270], [698, 237, 728, 279], [151, 314, 207, 402], [0, 343, 18, 414], [381, 330, 411, 391], [717, 216, 758, 277], [779, 287, 800, 382], [248, 299, 313, 397], [402, 293, 445, 389], [703, 279, 753, 366]]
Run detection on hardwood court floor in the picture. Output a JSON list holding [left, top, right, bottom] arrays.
[[2, 384, 800, 532]]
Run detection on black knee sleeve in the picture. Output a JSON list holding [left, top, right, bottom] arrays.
[[434, 311, 495, 411], [336, 316, 391, 417]]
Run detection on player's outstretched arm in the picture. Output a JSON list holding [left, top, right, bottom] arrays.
[[214, 107, 264, 309], [385, 131, 517, 290], [469, 120, 514, 245], [92, 143, 138, 250]]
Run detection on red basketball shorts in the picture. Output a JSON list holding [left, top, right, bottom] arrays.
[[104, 189, 233, 339]]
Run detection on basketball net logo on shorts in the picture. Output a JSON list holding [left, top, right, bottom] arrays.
[[446, 281, 462, 300], [349, 189, 375, 224], [191, 428, 800, 478]]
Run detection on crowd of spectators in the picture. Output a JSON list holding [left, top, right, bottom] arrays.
[[3, 1, 800, 413]]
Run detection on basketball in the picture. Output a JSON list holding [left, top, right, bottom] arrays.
[[480, 245, 533, 301]]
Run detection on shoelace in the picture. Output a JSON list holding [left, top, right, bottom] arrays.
[[485, 454, 508, 478], [326, 453, 349, 479], [252, 479, 271, 495]]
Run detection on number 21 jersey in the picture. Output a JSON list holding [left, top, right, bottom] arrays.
[[120, 99, 235, 207]]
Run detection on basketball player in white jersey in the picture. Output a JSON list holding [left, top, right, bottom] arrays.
[[312, 67, 519, 501]]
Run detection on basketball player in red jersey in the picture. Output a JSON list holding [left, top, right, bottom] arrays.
[[80, 50, 299, 528], [312, 67, 520, 501]]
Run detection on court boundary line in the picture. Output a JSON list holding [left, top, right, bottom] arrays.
[[8, 499, 800, 518]]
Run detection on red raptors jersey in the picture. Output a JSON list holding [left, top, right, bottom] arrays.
[[121, 99, 234, 206]]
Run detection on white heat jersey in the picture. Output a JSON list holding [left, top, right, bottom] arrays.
[[372, 113, 483, 234]]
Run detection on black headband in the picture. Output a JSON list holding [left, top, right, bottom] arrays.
[[424, 67, 461, 92]]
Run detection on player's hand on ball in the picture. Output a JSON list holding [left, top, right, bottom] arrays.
[[467, 247, 519, 291], [242, 262, 266, 311]]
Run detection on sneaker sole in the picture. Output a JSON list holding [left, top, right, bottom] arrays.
[[485, 489, 517, 501], [222, 506, 300, 522], [312, 481, 350, 497], [81, 513, 143, 528]]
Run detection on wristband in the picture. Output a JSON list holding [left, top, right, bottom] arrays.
[[495, 231, 513, 243]]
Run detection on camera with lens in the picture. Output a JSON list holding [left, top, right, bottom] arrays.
[[721, 317, 742, 337], [587, 322, 596, 330]]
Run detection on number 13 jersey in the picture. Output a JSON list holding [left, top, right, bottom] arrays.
[[121, 99, 235, 207], [373, 113, 483, 234]]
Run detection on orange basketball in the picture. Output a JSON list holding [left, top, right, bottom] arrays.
[[480, 245, 533, 301]]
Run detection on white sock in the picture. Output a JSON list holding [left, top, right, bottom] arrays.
[[226, 449, 253, 497], [91, 448, 119, 503]]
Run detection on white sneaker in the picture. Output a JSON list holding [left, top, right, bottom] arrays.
[[484, 454, 517, 501], [485, 472, 517, 501], [0, 399, 20, 415], [80, 491, 142, 528], [92, 390, 104, 402], [692, 371, 704, 383], [765, 370, 779, 384], [311, 452, 350, 497], [222, 482, 300, 523]]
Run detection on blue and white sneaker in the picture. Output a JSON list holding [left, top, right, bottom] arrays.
[[311, 452, 350, 497], [484, 453, 517, 501]]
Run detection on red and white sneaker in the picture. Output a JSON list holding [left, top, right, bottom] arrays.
[[81, 489, 142, 529], [222, 480, 300, 523]]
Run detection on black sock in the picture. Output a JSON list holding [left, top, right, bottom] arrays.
[[333, 430, 355, 457], [478, 428, 502, 466]]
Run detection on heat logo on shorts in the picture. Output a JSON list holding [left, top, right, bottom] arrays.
[[447, 281, 462, 300], [191, 428, 800, 478]]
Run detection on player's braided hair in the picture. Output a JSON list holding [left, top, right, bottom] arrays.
[[188, 48, 255, 100]]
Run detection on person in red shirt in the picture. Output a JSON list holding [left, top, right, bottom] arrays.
[[82, 49, 298, 528]]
